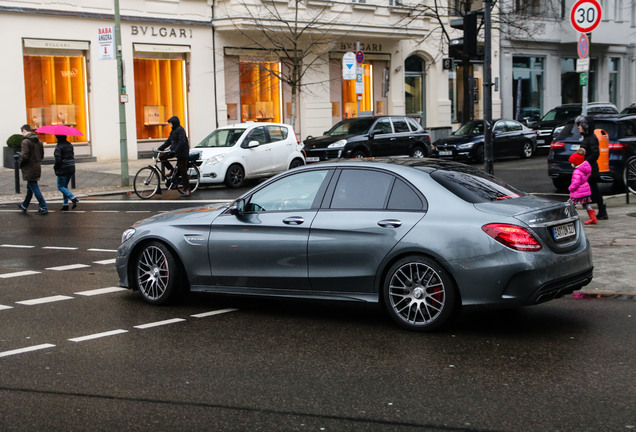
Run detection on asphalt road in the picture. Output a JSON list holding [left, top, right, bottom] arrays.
[[1, 155, 634, 431]]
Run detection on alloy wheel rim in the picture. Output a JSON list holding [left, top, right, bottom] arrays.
[[388, 262, 445, 325], [137, 246, 169, 300]]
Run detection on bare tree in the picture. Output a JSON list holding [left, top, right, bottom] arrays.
[[221, 0, 345, 128]]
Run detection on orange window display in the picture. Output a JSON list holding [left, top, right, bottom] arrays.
[[342, 64, 372, 119], [23, 55, 88, 144], [240, 61, 281, 123], [134, 58, 187, 140]]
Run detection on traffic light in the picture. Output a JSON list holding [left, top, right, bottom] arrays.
[[450, 11, 480, 60]]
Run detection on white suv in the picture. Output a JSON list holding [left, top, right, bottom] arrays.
[[195, 122, 305, 188]]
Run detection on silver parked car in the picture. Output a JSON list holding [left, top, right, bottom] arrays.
[[116, 158, 593, 331]]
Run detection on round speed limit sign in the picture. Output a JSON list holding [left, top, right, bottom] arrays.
[[570, 0, 602, 33]]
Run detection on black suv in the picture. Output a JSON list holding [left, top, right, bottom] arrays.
[[303, 116, 431, 162], [531, 102, 618, 151], [547, 114, 636, 191]]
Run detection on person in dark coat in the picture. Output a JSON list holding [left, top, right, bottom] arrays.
[[17, 124, 48, 215], [156, 116, 191, 196], [575, 115, 608, 220], [54, 135, 79, 211]]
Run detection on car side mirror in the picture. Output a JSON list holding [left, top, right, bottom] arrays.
[[229, 198, 245, 216], [245, 140, 260, 148]]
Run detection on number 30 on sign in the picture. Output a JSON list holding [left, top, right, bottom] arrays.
[[570, 0, 603, 33]]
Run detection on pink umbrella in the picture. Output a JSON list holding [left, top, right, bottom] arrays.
[[36, 124, 83, 136]]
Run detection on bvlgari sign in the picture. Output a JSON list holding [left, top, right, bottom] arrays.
[[130, 25, 193, 38]]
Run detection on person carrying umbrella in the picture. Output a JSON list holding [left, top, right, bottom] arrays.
[[17, 124, 48, 215], [54, 135, 79, 211]]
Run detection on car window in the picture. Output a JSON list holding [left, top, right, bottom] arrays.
[[542, 107, 581, 122], [387, 179, 424, 210], [247, 170, 328, 212], [375, 118, 392, 134], [493, 121, 506, 133], [246, 127, 268, 145], [331, 169, 393, 209], [266, 126, 289, 142], [621, 119, 636, 137], [430, 168, 526, 203], [392, 118, 410, 133], [506, 121, 522, 131], [595, 121, 618, 138], [588, 106, 618, 114], [406, 117, 422, 132], [328, 118, 375, 136], [196, 128, 246, 148], [455, 121, 483, 136]]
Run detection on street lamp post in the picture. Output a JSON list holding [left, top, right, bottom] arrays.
[[483, 0, 494, 175], [114, 0, 129, 186]]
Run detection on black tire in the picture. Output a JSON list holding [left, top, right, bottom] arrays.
[[472, 145, 484, 164], [133, 241, 185, 305], [410, 146, 426, 158], [289, 158, 305, 170], [133, 167, 160, 199], [224, 163, 245, 188], [520, 141, 534, 159], [352, 150, 367, 159], [624, 156, 636, 196], [176, 164, 201, 194], [382, 255, 457, 331]]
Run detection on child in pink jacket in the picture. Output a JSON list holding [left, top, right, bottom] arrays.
[[568, 152, 596, 225]]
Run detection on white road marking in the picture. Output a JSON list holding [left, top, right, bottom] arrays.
[[0, 344, 56, 358], [69, 329, 128, 342], [16, 295, 74, 305], [93, 259, 116, 265], [75, 287, 127, 296], [191, 308, 239, 318], [43, 246, 78, 250], [45, 264, 91, 271], [0, 304, 13, 310], [0, 270, 41, 279], [126, 211, 152, 213], [134, 318, 186, 329], [87, 248, 117, 253], [93, 210, 119, 213], [1, 244, 35, 248]]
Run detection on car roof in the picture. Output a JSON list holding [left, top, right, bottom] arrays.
[[219, 122, 291, 129], [310, 156, 482, 173]]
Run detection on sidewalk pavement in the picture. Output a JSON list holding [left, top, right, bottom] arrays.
[[1, 158, 635, 297]]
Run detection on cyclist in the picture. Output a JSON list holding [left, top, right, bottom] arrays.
[[156, 116, 191, 196]]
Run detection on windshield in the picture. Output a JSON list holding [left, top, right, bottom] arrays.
[[541, 107, 581, 122], [454, 121, 484, 136], [430, 166, 525, 203], [326, 118, 375, 136], [196, 128, 246, 148]]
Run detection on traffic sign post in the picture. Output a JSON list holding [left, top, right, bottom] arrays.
[[570, 0, 602, 115]]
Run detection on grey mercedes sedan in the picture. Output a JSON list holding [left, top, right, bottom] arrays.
[[116, 158, 593, 331]]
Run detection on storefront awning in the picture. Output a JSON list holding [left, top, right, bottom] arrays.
[[24, 39, 89, 50]]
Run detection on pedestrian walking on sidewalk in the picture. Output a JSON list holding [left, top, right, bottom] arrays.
[[17, 124, 47, 215], [53, 135, 79, 211], [568, 152, 596, 225], [156, 116, 191, 196], [575, 115, 608, 220]]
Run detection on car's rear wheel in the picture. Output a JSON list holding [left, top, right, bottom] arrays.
[[521, 141, 534, 159], [289, 158, 305, 170], [624, 156, 636, 195], [224, 163, 245, 188], [383, 255, 457, 332], [410, 147, 426, 158], [134, 241, 185, 305]]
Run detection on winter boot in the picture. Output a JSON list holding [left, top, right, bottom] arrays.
[[596, 203, 608, 220], [585, 209, 597, 225]]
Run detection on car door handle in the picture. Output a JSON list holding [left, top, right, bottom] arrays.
[[283, 216, 305, 225], [378, 219, 402, 228]]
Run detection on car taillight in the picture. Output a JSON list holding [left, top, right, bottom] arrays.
[[550, 141, 565, 149], [482, 223, 543, 252], [608, 142, 627, 151]]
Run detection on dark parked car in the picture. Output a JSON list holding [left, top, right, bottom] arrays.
[[547, 114, 636, 191], [302, 116, 431, 162], [431, 119, 536, 163], [117, 158, 593, 332], [621, 103, 636, 114], [532, 102, 618, 151]]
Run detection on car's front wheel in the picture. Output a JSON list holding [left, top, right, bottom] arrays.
[[134, 241, 185, 305], [224, 163, 245, 188], [521, 141, 534, 159], [383, 255, 457, 331], [351, 149, 368, 158]]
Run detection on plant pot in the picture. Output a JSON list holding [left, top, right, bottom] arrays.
[[3, 147, 20, 169]]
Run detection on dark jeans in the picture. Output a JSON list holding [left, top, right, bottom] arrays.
[[176, 158, 190, 193], [23, 180, 47, 210], [57, 175, 76, 205]]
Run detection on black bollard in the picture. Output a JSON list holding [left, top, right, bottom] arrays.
[[13, 152, 20, 194]]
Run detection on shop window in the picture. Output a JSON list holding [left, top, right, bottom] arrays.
[[134, 58, 187, 140], [512, 56, 544, 122], [342, 64, 372, 119], [23, 54, 88, 144], [240, 61, 281, 123], [405, 55, 426, 120]]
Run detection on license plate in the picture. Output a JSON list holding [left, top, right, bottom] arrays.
[[570, 144, 580, 151], [439, 151, 453, 156], [306, 157, 320, 162], [552, 222, 576, 241]]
